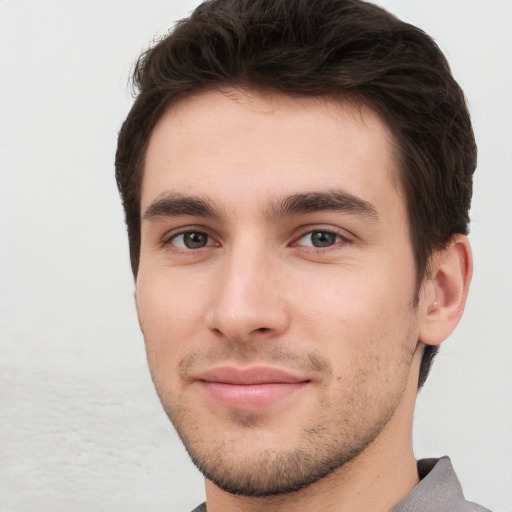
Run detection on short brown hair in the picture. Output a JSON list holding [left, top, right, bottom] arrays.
[[115, 0, 476, 388]]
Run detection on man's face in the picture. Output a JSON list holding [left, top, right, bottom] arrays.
[[136, 91, 424, 496]]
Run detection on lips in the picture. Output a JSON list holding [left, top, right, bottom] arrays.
[[194, 366, 310, 410]]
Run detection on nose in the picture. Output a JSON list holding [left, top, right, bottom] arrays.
[[205, 245, 290, 343]]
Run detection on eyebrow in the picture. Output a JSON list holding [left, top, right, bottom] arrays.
[[142, 189, 379, 223], [267, 190, 379, 222], [143, 193, 221, 221]]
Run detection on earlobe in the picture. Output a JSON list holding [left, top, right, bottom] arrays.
[[419, 235, 473, 346]]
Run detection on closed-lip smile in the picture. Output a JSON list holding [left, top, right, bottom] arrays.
[[193, 366, 311, 410]]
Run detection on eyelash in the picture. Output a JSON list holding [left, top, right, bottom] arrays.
[[163, 229, 217, 254], [293, 229, 350, 251], [162, 227, 351, 256]]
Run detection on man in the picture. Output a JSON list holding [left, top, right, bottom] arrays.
[[115, 0, 489, 510]]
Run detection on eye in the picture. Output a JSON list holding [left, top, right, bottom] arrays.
[[296, 230, 344, 248], [169, 231, 213, 250]]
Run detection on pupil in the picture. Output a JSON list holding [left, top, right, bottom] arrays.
[[312, 231, 336, 247], [184, 232, 207, 249]]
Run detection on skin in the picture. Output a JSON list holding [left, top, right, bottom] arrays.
[[135, 90, 472, 512]]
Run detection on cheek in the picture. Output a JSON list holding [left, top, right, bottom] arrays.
[[136, 271, 205, 371], [298, 266, 414, 328], [293, 267, 418, 374], [312, 294, 417, 418]]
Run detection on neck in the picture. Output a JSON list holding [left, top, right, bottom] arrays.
[[204, 352, 422, 512]]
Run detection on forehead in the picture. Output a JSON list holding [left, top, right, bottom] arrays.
[[141, 90, 402, 216]]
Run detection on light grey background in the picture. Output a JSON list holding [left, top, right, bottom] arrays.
[[0, 1, 511, 511]]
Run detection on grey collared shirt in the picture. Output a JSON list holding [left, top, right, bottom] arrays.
[[190, 457, 491, 512], [390, 457, 491, 512]]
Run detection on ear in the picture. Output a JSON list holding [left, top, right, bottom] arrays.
[[418, 235, 473, 346]]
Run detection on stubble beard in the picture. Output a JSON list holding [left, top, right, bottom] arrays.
[[157, 347, 415, 498], [143, 299, 420, 498], [173, 405, 393, 497]]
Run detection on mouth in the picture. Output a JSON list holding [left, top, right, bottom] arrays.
[[193, 366, 311, 411]]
